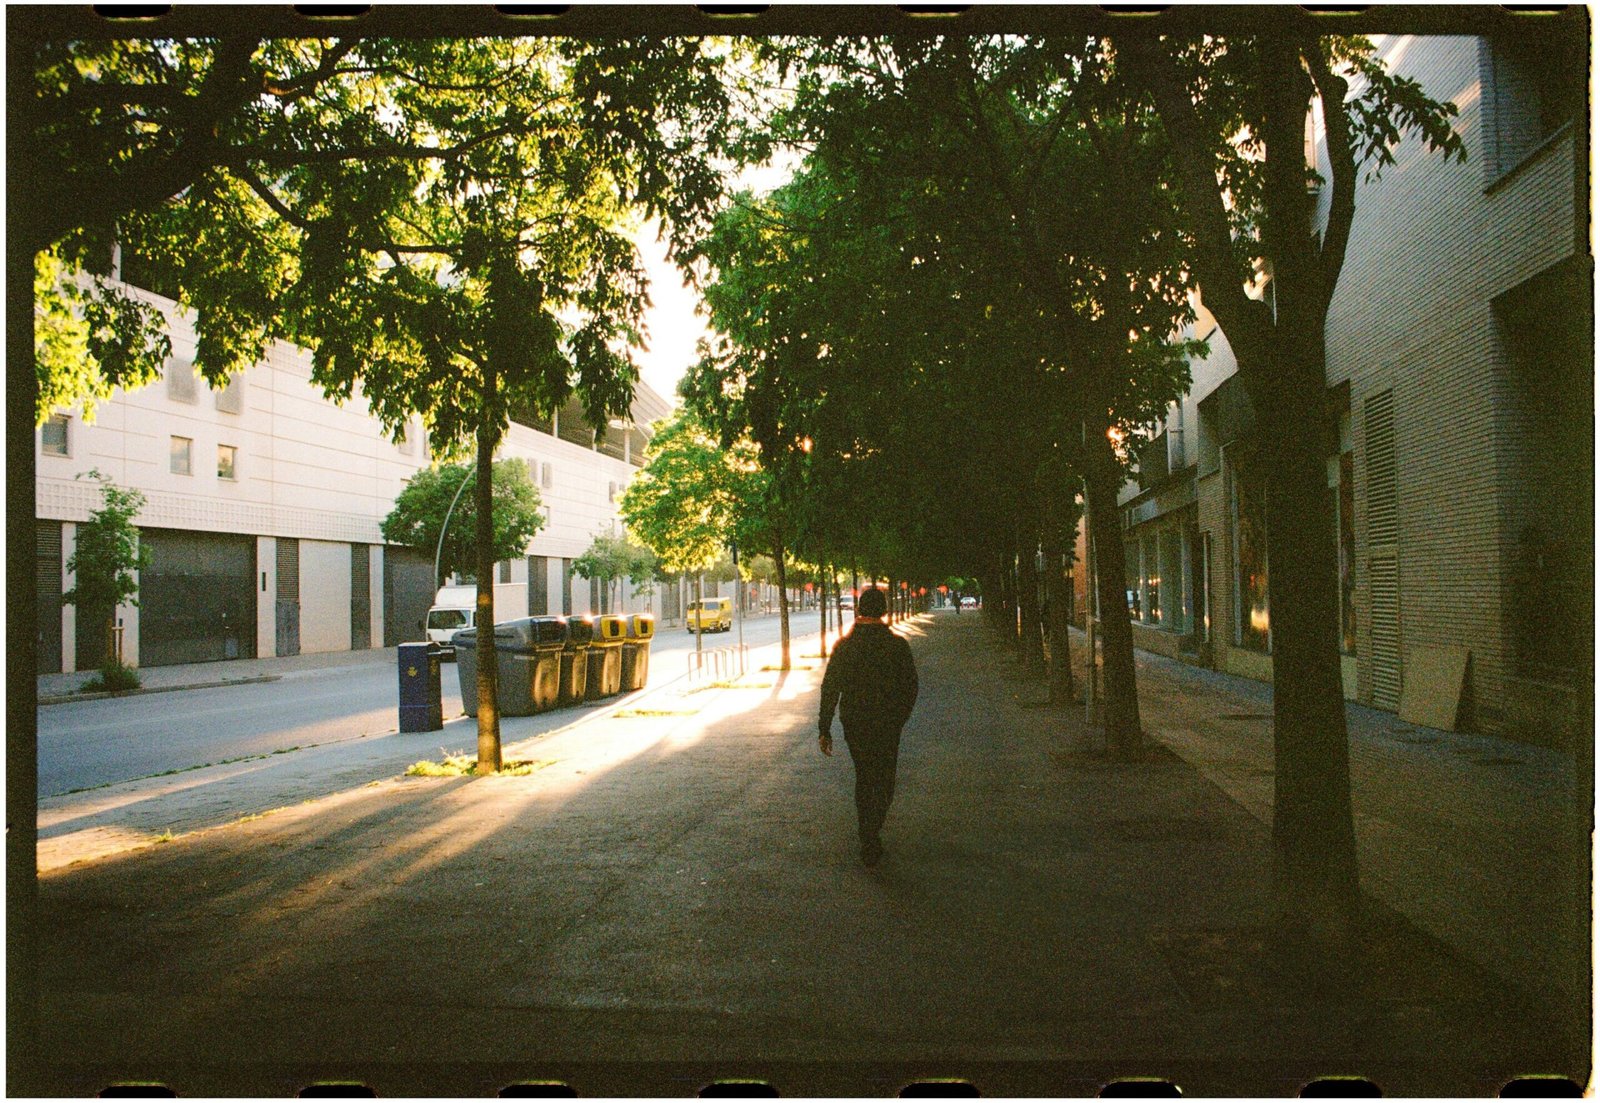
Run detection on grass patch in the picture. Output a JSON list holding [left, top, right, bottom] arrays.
[[688, 678, 776, 693], [405, 753, 555, 777], [614, 707, 697, 718], [152, 829, 174, 844]]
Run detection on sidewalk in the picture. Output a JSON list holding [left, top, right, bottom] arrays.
[[26, 614, 1586, 1096]]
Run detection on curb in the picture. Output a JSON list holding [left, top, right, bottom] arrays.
[[39, 675, 282, 707]]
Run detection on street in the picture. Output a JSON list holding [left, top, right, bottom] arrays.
[[38, 610, 810, 797]]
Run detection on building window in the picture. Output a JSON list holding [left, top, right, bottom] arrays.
[[170, 436, 193, 476], [541, 462, 553, 488], [217, 444, 237, 481], [1231, 459, 1270, 652], [608, 481, 619, 503], [498, 560, 511, 584], [41, 414, 69, 457], [396, 420, 414, 456], [1485, 31, 1583, 177]]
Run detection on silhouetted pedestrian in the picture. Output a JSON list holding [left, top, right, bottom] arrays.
[[818, 586, 918, 866]]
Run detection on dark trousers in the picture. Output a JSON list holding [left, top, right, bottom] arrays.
[[845, 727, 902, 844]]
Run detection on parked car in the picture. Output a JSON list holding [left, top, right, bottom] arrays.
[[960, 596, 979, 609], [687, 597, 733, 633], [839, 594, 856, 611]]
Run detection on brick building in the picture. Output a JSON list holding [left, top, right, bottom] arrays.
[[1108, 32, 1589, 747]]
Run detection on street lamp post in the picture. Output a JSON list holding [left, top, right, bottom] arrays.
[[432, 466, 476, 591]]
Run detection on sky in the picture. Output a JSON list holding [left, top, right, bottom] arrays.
[[631, 154, 801, 406], [633, 223, 709, 406]]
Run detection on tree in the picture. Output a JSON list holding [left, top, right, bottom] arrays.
[[619, 412, 778, 657], [380, 458, 543, 588], [572, 530, 658, 612], [1118, 31, 1466, 944], [61, 470, 151, 682]]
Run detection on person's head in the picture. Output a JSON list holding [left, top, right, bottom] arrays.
[[856, 587, 887, 619]]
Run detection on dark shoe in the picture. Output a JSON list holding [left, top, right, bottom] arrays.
[[860, 838, 883, 867]]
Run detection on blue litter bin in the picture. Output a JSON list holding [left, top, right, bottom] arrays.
[[398, 641, 443, 732]]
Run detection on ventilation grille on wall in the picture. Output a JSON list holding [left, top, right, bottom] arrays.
[[167, 357, 197, 403], [1364, 389, 1401, 709]]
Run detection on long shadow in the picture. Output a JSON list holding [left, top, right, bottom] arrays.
[[31, 612, 1585, 1096]]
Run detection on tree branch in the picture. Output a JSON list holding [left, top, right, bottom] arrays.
[[1117, 35, 1271, 359], [1304, 40, 1357, 307]]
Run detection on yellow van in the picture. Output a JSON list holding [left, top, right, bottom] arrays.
[[686, 597, 732, 633]]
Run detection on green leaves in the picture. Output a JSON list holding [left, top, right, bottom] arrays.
[[620, 414, 768, 576], [380, 458, 544, 585], [62, 470, 151, 613]]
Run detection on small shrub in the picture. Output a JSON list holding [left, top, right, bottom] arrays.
[[84, 660, 140, 693]]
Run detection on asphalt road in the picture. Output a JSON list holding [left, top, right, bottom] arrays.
[[37, 609, 817, 798]]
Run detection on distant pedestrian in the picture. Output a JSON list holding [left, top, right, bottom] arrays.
[[818, 586, 919, 866]]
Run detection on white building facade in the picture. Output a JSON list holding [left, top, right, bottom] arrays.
[[36, 280, 674, 673]]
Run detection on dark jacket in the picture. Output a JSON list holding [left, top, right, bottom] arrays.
[[818, 620, 919, 737]]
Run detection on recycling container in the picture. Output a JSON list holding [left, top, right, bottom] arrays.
[[398, 641, 443, 732], [525, 616, 568, 713], [558, 616, 595, 706], [586, 614, 627, 700], [489, 618, 551, 718], [455, 621, 546, 718], [620, 613, 656, 692]]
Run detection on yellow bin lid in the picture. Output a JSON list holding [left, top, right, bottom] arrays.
[[596, 615, 627, 641], [627, 614, 656, 640]]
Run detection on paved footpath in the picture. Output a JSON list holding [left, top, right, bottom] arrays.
[[25, 614, 1589, 1096]]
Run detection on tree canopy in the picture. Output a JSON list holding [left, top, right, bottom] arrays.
[[380, 458, 544, 588]]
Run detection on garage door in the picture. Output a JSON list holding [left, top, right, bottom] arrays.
[[139, 528, 258, 667]]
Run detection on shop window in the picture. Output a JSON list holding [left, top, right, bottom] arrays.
[[1141, 534, 1161, 625], [217, 444, 237, 481], [42, 414, 70, 457], [1232, 460, 1270, 652], [1124, 541, 1141, 620], [1160, 528, 1186, 632], [170, 436, 193, 476]]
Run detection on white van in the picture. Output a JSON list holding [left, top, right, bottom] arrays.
[[425, 585, 477, 658]]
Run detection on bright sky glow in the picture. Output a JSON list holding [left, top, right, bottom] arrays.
[[633, 152, 802, 405]]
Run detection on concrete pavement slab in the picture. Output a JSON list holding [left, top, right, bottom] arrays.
[[26, 613, 1585, 1096]]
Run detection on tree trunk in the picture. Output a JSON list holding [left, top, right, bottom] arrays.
[[1042, 499, 1077, 706], [473, 400, 502, 775], [1253, 348, 1360, 943], [818, 567, 829, 659], [1017, 514, 1046, 675], [773, 539, 791, 670], [1084, 420, 1143, 758]]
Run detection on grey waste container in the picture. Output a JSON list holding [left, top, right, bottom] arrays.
[[586, 614, 627, 700], [455, 621, 548, 718], [398, 641, 443, 732], [558, 616, 594, 706], [525, 616, 568, 713], [620, 613, 655, 692]]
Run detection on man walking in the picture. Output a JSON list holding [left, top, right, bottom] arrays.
[[818, 586, 919, 866]]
